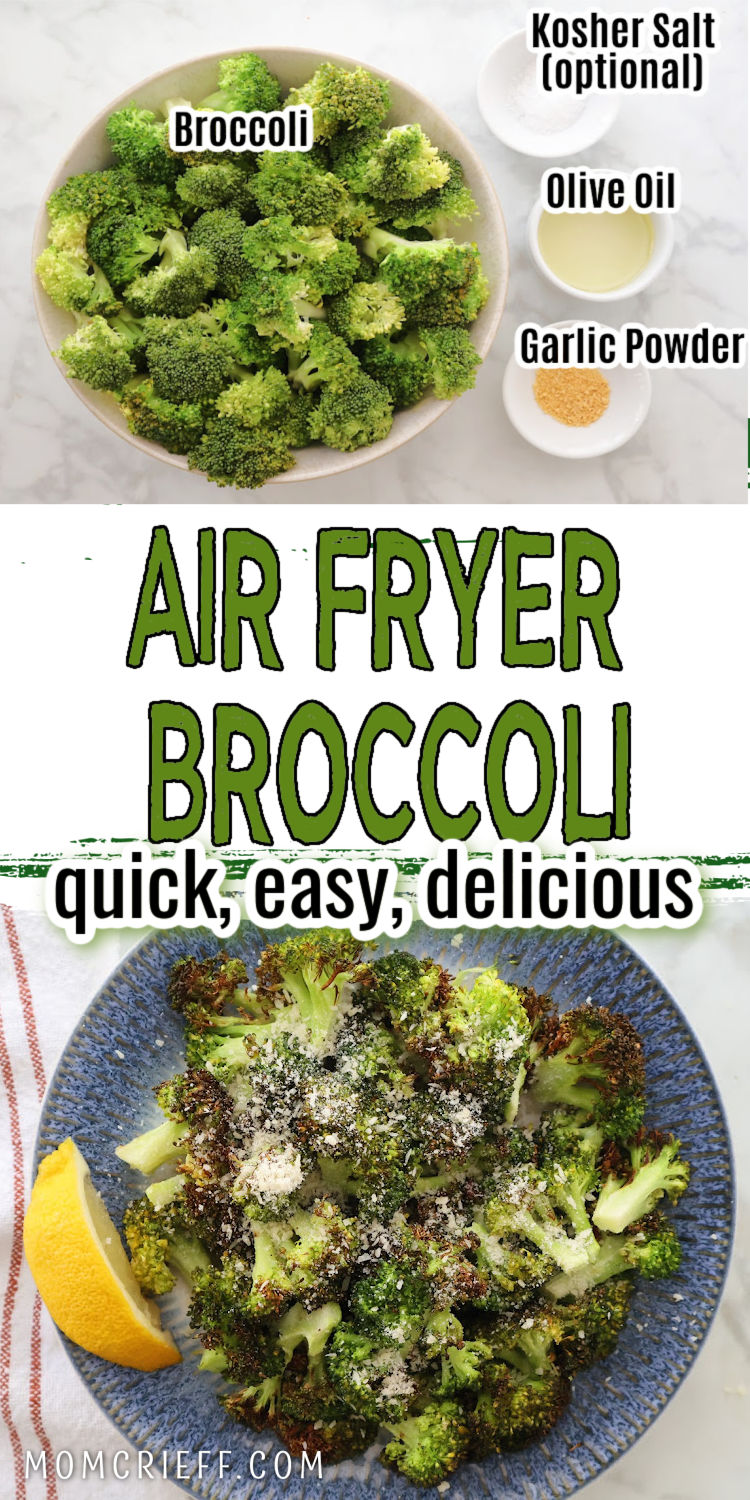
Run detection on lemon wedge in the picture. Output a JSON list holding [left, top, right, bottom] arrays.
[[24, 1137, 181, 1371]]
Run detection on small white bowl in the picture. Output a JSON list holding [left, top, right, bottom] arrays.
[[528, 197, 675, 302], [502, 322, 651, 459], [477, 31, 619, 159], [33, 47, 509, 486]]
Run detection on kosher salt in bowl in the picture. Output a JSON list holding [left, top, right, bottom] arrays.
[[35, 923, 733, 1500], [31, 49, 509, 488]]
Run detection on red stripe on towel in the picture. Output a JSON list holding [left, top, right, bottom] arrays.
[[2, 908, 57, 1498], [0, 992, 28, 1499]]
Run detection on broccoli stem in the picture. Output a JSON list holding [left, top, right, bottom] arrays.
[[115, 1118, 188, 1175], [593, 1157, 679, 1235]]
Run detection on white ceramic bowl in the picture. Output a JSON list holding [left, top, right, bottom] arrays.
[[528, 196, 675, 303], [477, 31, 619, 159], [32, 47, 509, 486], [502, 321, 651, 459]]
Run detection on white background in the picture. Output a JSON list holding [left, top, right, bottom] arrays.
[[0, 504, 748, 861], [1, 0, 746, 504]]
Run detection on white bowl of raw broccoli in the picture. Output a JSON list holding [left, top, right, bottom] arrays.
[[32, 49, 509, 491]]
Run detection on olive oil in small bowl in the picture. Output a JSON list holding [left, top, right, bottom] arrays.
[[529, 198, 674, 301]]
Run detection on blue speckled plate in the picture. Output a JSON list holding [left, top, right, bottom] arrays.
[[35, 925, 734, 1500]]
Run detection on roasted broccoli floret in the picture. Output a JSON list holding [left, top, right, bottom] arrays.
[[483, 1163, 598, 1275], [256, 930, 374, 1053], [555, 1278, 634, 1371], [123, 1190, 210, 1294], [286, 63, 390, 141], [528, 1006, 646, 1142], [381, 1400, 469, 1486], [544, 1212, 683, 1299], [593, 1131, 690, 1234], [349, 1263, 431, 1346]]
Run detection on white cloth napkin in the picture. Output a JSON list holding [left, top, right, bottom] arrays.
[[0, 907, 179, 1500]]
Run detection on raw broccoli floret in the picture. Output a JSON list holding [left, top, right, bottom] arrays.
[[186, 210, 250, 300], [126, 228, 217, 317], [593, 1132, 690, 1233], [199, 53, 283, 113], [177, 161, 255, 216], [358, 330, 432, 408], [381, 1400, 469, 1486], [362, 227, 489, 325], [188, 415, 295, 488], [362, 124, 451, 201], [286, 63, 390, 140], [35, 247, 120, 316], [216, 367, 292, 428], [287, 323, 361, 393], [86, 209, 168, 290], [250, 154, 350, 228], [308, 373, 393, 452], [145, 318, 236, 402], [231, 268, 324, 350], [56, 316, 135, 390], [118, 376, 205, 452], [417, 325, 481, 397], [528, 1006, 646, 1142], [106, 105, 178, 186], [327, 282, 405, 341], [387, 153, 479, 237]]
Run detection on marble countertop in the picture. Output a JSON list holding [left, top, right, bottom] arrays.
[[1, 0, 746, 505]]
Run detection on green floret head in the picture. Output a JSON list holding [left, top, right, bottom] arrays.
[[363, 228, 489, 326], [250, 153, 349, 227], [555, 1278, 634, 1371], [363, 124, 451, 202], [327, 282, 405, 341], [349, 1263, 430, 1346], [358, 330, 432, 408], [544, 1211, 683, 1299], [188, 210, 250, 299], [308, 372, 393, 452], [106, 105, 179, 186], [484, 1163, 598, 1274], [86, 213, 162, 291], [126, 228, 217, 317], [123, 1195, 176, 1294], [47, 167, 175, 226], [381, 1400, 469, 1486], [216, 366, 292, 428], [168, 951, 249, 1023], [176, 161, 255, 216], [256, 929, 374, 1052], [36, 248, 120, 316], [286, 63, 390, 141], [439, 968, 531, 1111], [200, 53, 283, 113], [288, 322, 361, 394], [593, 1131, 690, 1234], [232, 267, 324, 349], [528, 1005, 646, 1142], [119, 375, 205, 452], [326, 1324, 418, 1423], [145, 318, 235, 403], [387, 153, 479, 237], [329, 127, 388, 194], [189, 415, 295, 488], [55, 316, 135, 391], [417, 325, 481, 398], [490, 1364, 571, 1451]]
